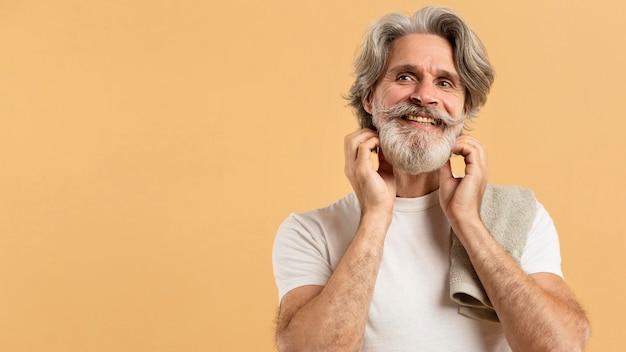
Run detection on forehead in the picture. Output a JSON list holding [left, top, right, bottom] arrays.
[[385, 33, 457, 75]]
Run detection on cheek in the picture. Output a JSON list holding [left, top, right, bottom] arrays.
[[374, 86, 409, 107], [444, 96, 466, 118], [448, 123, 464, 137], [385, 87, 412, 103]]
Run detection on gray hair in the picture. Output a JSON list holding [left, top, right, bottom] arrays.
[[347, 6, 495, 129]]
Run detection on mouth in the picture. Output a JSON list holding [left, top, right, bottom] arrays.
[[402, 114, 442, 126]]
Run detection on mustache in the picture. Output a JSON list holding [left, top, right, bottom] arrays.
[[373, 102, 465, 128]]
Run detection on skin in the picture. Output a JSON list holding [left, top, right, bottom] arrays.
[[275, 33, 590, 351]]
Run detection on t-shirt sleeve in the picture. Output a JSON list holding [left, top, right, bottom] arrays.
[[520, 201, 563, 277], [272, 213, 332, 302]]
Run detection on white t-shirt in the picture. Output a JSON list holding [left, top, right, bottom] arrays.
[[273, 189, 563, 351]]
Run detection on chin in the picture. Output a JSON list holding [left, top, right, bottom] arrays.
[[394, 157, 449, 175], [382, 139, 453, 175]]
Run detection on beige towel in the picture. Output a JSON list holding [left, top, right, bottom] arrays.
[[449, 184, 537, 322]]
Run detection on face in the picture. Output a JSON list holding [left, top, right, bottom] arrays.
[[364, 33, 466, 175]]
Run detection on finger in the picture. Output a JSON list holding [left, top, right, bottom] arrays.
[[344, 129, 380, 180], [451, 135, 480, 155], [356, 135, 380, 165], [451, 136, 489, 188], [451, 136, 487, 168], [344, 128, 378, 161]]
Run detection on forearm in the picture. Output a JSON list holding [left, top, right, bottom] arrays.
[[456, 222, 589, 351], [277, 211, 390, 352]]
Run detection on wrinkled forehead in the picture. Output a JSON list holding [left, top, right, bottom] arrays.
[[383, 33, 460, 81]]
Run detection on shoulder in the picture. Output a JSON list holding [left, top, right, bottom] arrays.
[[482, 183, 537, 226], [274, 193, 360, 253], [483, 183, 536, 205], [272, 193, 361, 300], [279, 192, 360, 232]]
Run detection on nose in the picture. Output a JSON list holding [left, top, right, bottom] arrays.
[[410, 81, 438, 107]]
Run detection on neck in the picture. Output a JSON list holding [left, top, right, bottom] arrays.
[[394, 169, 439, 198]]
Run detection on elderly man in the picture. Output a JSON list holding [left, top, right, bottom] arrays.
[[272, 6, 589, 351]]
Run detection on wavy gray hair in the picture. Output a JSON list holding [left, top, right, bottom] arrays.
[[347, 6, 495, 129]]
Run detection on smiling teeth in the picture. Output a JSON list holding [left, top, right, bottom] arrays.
[[405, 114, 440, 125]]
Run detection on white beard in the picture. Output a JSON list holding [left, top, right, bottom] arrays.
[[374, 114, 463, 175]]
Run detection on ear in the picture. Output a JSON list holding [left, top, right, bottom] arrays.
[[363, 90, 373, 114]]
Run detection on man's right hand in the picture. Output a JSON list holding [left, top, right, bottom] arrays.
[[344, 128, 396, 216], [276, 129, 396, 351]]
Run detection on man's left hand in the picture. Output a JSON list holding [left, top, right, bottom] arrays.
[[438, 135, 488, 230]]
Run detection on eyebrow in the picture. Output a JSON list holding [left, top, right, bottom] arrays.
[[387, 64, 461, 82]]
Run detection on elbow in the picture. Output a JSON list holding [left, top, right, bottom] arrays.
[[275, 327, 305, 352], [275, 328, 316, 352], [569, 305, 591, 352], [276, 328, 363, 352], [274, 331, 290, 352], [555, 299, 591, 352], [556, 313, 590, 352], [576, 314, 591, 351], [275, 329, 300, 352]]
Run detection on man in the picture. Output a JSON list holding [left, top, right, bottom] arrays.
[[272, 6, 589, 351]]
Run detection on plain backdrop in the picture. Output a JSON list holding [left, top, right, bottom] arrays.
[[1, 0, 624, 351]]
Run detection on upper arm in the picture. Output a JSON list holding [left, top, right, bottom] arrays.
[[273, 214, 333, 301], [520, 202, 563, 277]]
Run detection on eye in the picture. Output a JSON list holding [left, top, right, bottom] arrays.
[[397, 74, 413, 82], [438, 80, 453, 88]]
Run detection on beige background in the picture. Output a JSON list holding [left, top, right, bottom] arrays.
[[0, 0, 623, 351]]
